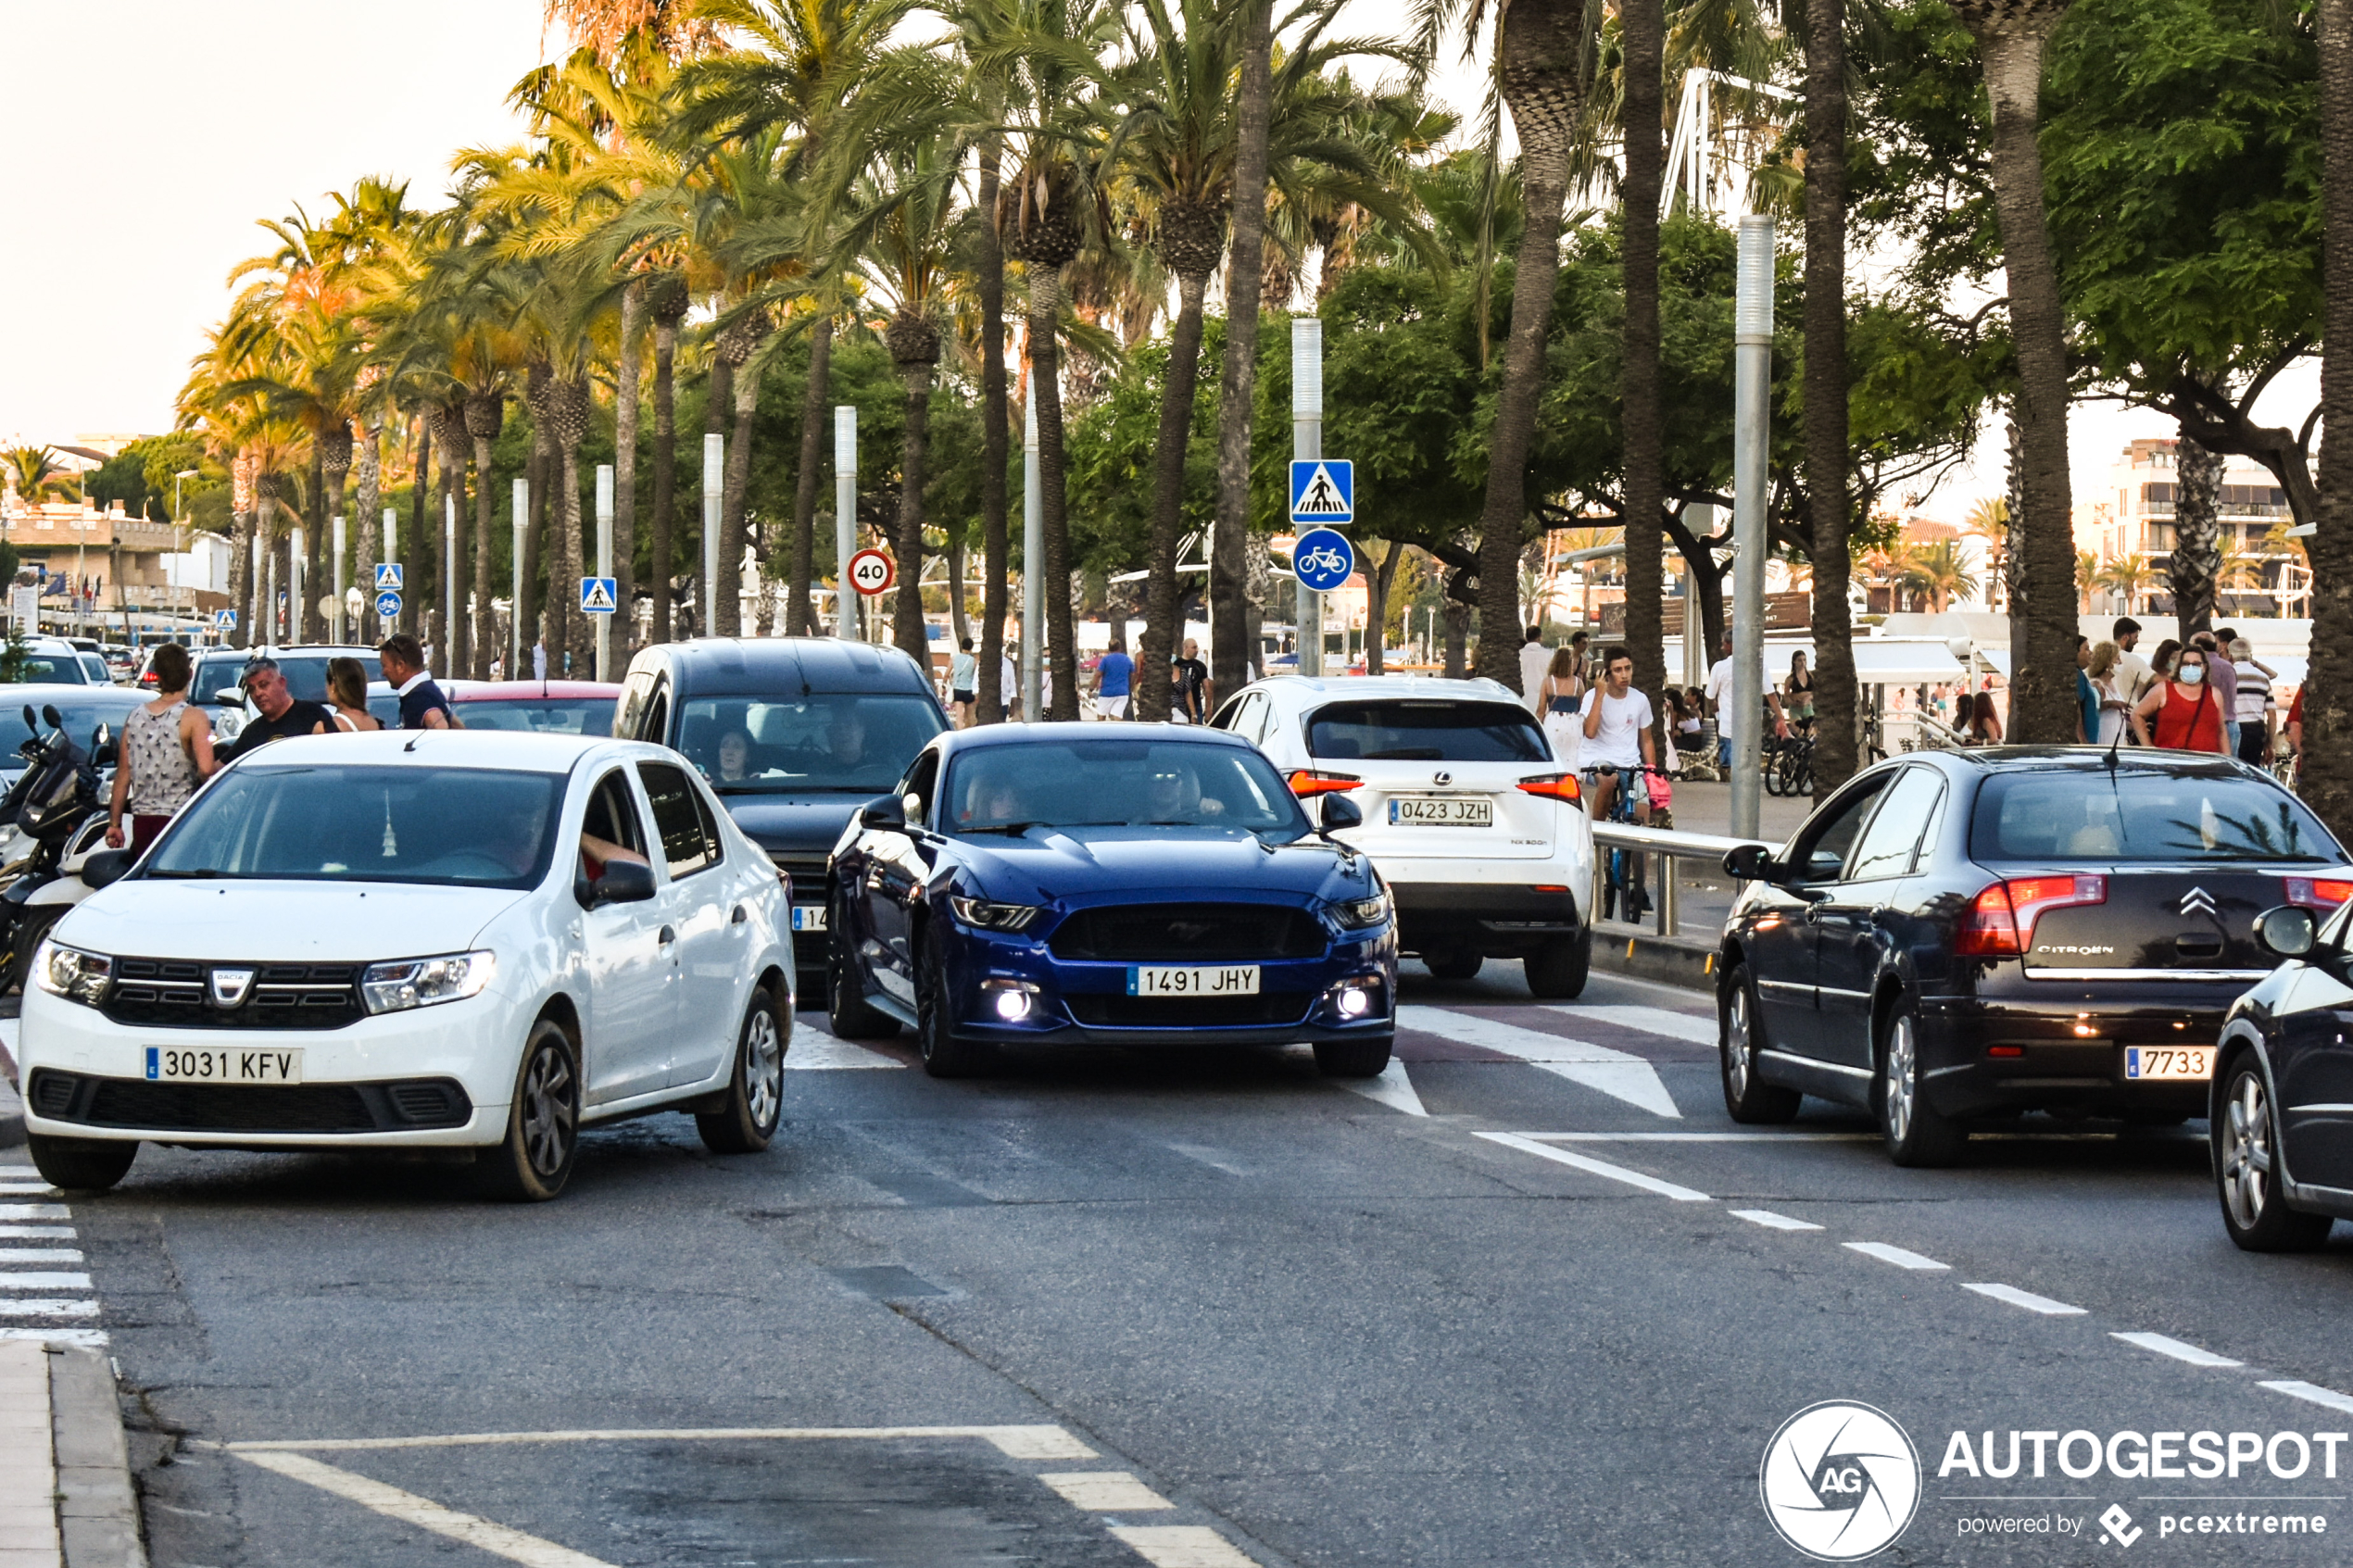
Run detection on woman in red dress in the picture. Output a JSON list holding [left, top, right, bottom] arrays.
[[2130, 643, 2227, 752]]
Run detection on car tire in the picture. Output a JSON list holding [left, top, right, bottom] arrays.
[[7, 906, 67, 997], [1524, 933, 1591, 999], [697, 984, 787, 1154], [1314, 1035, 1392, 1077], [1720, 963, 1801, 1123], [25, 1133, 136, 1193], [1425, 949, 1482, 982], [827, 888, 898, 1040], [2216, 1059, 2334, 1252], [1876, 997, 1965, 1167], [478, 1019, 580, 1202], [913, 933, 988, 1079]]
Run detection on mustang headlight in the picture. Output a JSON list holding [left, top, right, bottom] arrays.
[[1330, 892, 1391, 930], [950, 897, 1041, 932], [361, 951, 496, 1014], [34, 941, 110, 1007]]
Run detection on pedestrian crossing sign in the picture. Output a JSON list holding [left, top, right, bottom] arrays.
[[1289, 459, 1354, 524], [374, 563, 403, 591], [580, 576, 618, 615], [214, 609, 237, 629]]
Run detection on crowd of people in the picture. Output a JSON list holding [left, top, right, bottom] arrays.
[[940, 633, 1225, 729]]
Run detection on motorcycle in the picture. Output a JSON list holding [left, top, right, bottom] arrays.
[[0, 703, 115, 992]]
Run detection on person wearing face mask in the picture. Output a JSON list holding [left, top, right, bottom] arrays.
[[2131, 644, 2226, 753]]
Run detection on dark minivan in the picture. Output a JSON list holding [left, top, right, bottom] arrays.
[[614, 638, 948, 995]]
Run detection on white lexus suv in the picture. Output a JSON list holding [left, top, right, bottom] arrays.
[[1210, 676, 1595, 996]]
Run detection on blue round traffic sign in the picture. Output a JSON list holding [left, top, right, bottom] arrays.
[[1292, 528, 1355, 593], [374, 591, 402, 620]]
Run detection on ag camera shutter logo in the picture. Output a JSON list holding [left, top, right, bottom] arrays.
[[1759, 1401, 1921, 1560]]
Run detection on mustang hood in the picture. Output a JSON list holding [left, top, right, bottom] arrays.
[[716, 795, 870, 855], [57, 881, 531, 961], [953, 826, 1372, 907]]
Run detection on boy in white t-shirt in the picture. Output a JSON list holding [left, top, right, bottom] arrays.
[[1580, 646, 1657, 824]]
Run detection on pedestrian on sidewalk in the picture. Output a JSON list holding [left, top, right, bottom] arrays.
[[219, 658, 333, 761], [1518, 625, 1551, 712], [2083, 641, 2129, 745], [950, 636, 977, 728], [2190, 631, 2239, 756], [1093, 638, 1132, 721], [1965, 690, 2003, 746], [2230, 634, 2277, 766], [2113, 617, 2152, 705], [321, 658, 383, 734], [2132, 642, 2226, 753], [379, 633, 453, 730], [106, 643, 218, 856], [1539, 646, 1585, 766], [1579, 646, 1655, 825], [1172, 638, 1212, 724]]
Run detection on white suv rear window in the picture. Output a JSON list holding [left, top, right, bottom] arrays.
[[1306, 701, 1548, 763]]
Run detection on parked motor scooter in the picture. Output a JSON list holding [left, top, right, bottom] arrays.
[[0, 704, 114, 992]]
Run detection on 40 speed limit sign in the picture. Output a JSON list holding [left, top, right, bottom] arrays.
[[848, 547, 896, 596]]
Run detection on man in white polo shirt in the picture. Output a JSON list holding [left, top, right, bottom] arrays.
[[1580, 645, 1656, 824], [1518, 625, 1551, 713]]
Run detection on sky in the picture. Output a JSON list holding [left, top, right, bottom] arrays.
[[0, 0, 2305, 530]]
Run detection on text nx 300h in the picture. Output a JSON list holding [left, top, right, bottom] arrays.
[[826, 723, 1398, 1079]]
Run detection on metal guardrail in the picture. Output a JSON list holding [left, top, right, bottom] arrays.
[[1591, 822, 1771, 939]]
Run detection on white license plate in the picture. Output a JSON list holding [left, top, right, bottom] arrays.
[[790, 905, 828, 933], [2125, 1047, 2212, 1081], [1389, 796, 1493, 827], [144, 1046, 304, 1085], [1126, 964, 1261, 997]]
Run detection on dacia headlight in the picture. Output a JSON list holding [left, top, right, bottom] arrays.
[[1330, 892, 1391, 930], [33, 941, 110, 1008], [950, 897, 1041, 932], [360, 951, 496, 1014]]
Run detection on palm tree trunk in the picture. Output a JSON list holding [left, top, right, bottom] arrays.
[[1622, 0, 1667, 727], [1140, 270, 1212, 721], [614, 280, 644, 661], [977, 133, 1011, 722], [524, 440, 548, 668], [353, 418, 382, 638], [2171, 431, 2222, 637], [1211, 0, 1276, 699], [437, 408, 469, 675], [407, 415, 431, 640], [228, 509, 254, 650], [1805, 0, 1856, 800], [1473, 0, 1589, 688], [651, 309, 680, 645], [555, 373, 592, 673], [300, 447, 324, 643], [893, 362, 934, 664], [721, 347, 762, 638], [1961, 3, 2078, 742], [947, 530, 969, 647], [472, 432, 498, 678], [2303, 0, 2353, 831], [1030, 266, 1079, 720], [1365, 539, 1404, 675], [788, 313, 834, 637], [319, 432, 350, 640]]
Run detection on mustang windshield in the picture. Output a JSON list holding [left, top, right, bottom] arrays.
[[946, 741, 1308, 838], [679, 694, 942, 795], [145, 765, 567, 888], [1970, 771, 2341, 863]]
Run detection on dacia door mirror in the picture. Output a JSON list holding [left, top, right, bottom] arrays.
[[2255, 904, 2318, 960], [41, 705, 61, 728], [1724, 843, 1780, 882], [860, 794, 907, 831], [215, 687, 243, 705], [581, 859, 657, 909], [1320, 794, 1365, 832], [19, 705, 34, 733], [82, 848, 133, 889]]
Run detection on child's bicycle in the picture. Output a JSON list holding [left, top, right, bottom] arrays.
[[1583, 762, 1661, 922]]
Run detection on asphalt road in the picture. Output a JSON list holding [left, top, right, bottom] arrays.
[[29, 961, 2353, 1567]]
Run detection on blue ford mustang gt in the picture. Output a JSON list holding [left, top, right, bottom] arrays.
[[825, 723, 1399, 1078]]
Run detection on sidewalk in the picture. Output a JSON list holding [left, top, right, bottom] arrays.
[[0, 1341, 145, 1568]]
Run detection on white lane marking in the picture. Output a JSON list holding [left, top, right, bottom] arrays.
[[1339, 1060, 1427, 1116], [0, 1204, 69, 1222], [0, 1249, 82, 1264], [1475, 1132, 1711, 1201], [0, 1182, 59, 1196], [0, 1225, 74, 1240], [1037, 1472, 1175, 1511], [1556, 1004, 1718, 1047], [2259, 1380, 2353, 1416], [1107, 1524, 1263, 1567], [224, 1424, 1099, 1461], [0, 1273, 91, 1291], [2112, 1332, 2243, 1369], [1844, 1242, 1950, 1273], [0, 1326, 107, 1348], [1515, 1132, 1875, 1143], [1399, 1007, 1680, 1118], [1963, 1283, 2086, 1316], [1168, 1145, 1252, 1177], [786, 1025, 907, 1070], [0, 1298, 97, 1317], [1730, 1210, 1824, 1232], [237, 1450, 618, 1568]]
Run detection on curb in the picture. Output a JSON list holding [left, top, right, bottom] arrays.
[[49, 1346, 147, 1568], [1589, 929, 1718, 995]]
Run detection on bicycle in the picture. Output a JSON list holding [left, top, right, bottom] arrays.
[[1583, 761, 1658, 922], [1763, 733, 1813, 798]]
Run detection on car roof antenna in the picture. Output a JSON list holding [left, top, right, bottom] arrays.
[[404, 734, 422, 753]]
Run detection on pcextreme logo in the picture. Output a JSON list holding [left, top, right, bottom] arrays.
[[1760, 1401, 1923, 1561]]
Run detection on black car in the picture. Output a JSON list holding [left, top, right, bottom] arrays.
[[2204, 901, 2353, 1251], [1717, 747, 2349, 1166], [613, 637, 948, 993]]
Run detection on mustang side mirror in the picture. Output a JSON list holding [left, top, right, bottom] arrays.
[[82, 849, 134, 889], [1724, 843, 1780, 882], [580, 859, 657, 909], [2255, 904, 2318, 960], [1320, 794, 1365, 832], [860, 794, 907, 831]]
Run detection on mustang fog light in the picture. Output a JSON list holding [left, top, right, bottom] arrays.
[[33, 941, 111, 1008], [1323, 974, 1385, 1021], [981, 977, 1040, 1021], [361, 951, 497, 1015], [1337, 987, 1371, 1018]]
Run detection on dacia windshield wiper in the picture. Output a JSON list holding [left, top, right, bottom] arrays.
[[145, 867, 226, 879]]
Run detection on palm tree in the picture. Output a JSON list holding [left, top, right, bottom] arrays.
[[1951, 0, 2079, 741], [2305, 0, 2353, 830], [1208, 0, 1276, 701], [1620, 0, 1667, 721], [2171, 433, 2223, 637], [1963, 495, 2008, 609], [1900, 542, 1982, 614], [1803, 0, 1855, 798], [2090, 551, 2150, 614], [1, 447, 68, 508]]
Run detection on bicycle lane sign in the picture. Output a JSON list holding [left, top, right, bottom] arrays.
[[1292, 528, 1355, 592]]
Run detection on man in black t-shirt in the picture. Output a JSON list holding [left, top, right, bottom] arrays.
[[219, 659, 332, 761], [1171, 638, 1212, 724]]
